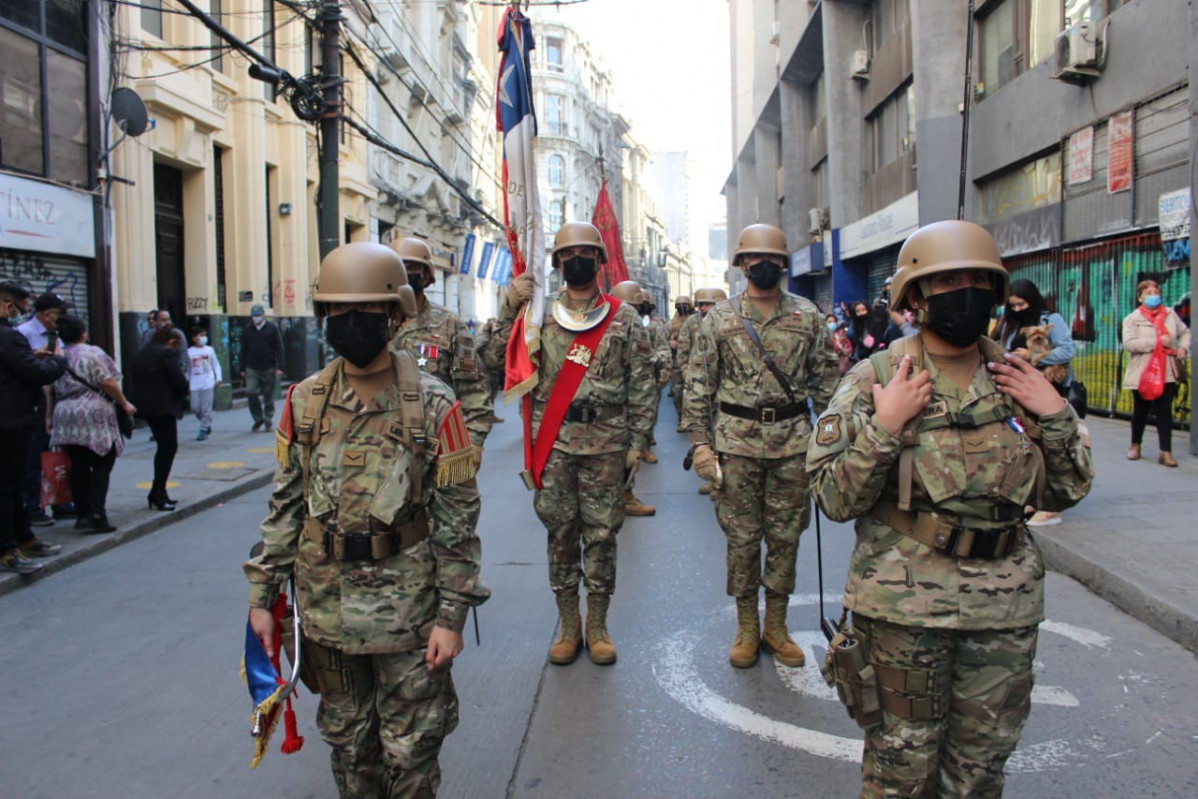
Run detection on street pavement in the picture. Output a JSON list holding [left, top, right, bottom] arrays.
[[5, 396, 1195, 655]]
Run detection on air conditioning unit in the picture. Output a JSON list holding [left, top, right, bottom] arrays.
[[1051, 21, 1106, 84], [851, 50, 870, 80], [808, 206, 827, 235]]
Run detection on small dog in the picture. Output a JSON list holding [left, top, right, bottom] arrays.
[[1019, 324, 1068, 384]]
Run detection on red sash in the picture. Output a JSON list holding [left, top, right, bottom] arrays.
[[528, 295, 621, 489]]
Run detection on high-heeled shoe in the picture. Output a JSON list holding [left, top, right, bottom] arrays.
[[147, 493, 177, 511]]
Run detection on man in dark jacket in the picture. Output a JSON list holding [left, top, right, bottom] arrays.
[[240, 304, 285, 431], [0, 282, 68, 575]]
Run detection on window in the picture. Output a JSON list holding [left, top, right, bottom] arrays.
[[210, 0, 223, 74], [870, 0, 911, 54], [868, 83, 914, 172], [548, 199, 564, 231], [546, 36, 563, 72], [545, 94, 565, 136], [262, 1, 276, 100], [548, 154, 565, 187], [142, 0, 163, 38]]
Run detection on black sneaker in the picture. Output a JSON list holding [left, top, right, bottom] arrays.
[[252, 421, 264, 432], [29, 512, 54, 527], [20, 537, 63, 557], [0, 549, 43, 575]]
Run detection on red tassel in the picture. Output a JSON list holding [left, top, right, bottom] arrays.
[[280, 695, 304, 755]]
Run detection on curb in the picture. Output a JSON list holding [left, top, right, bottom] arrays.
[[0, 470, 275, 599]]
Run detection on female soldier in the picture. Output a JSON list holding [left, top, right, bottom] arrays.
[[807, 221, 1094, 797]]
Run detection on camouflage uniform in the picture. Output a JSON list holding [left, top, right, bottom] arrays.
[[668, 312, 689, 422], [807, 335, 1094, 797], [471, 318, 505, 415], [391, 301, 493, 446], [493, 289, 655, 596], [244, 353, 488, 798], [684, 291, 839, 598]]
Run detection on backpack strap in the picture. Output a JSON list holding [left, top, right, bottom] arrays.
[[869, 335, 923, 511], [392, 350, 428, 500], [292, 361, 341, 509]]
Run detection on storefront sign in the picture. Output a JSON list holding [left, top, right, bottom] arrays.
[[1067, 126, 1093, 185], [838, 192, 919, 260], [0, 173, 95, 259], [790, 241, 825, 277], [1107, 111, 1133, 194], [1158, 189, 1191, 241]]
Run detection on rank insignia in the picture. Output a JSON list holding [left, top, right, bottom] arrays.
[[816, 414, 842, 447], [416, 343, 439, 367], [566, 342, 593, 367]]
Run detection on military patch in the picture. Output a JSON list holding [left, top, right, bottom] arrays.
[[436, 400, 476, 487], [275, 385, 297, 466], [816, 414, 842, 447]]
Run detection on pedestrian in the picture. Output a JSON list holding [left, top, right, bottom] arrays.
[[668, 295, 694, 431], [807, 220, 1094, 797], [139, 309, 159, 347], [389, 236, 494, 468], [848, 301, 884, 361], [49, 314, 136, 534], [130, 326, 189, 510], [678, 287, 727, 495], [636, 289, 671, 465], [1122, 279, 1190, 467], [683, 223, 839, 669], [0, 281, 66, 575], [609, 280, 656, 517], [826, 313, 855, 376], [244, 242, 487, 797], [17, 291, 73, 526], [149, 309, 190, 377], [187, 326, 222, 441], [241, 304, 284, 432], [492, 222, 655, 666]]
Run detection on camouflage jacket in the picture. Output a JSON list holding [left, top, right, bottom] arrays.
[[391, 300, 493, 446], [675, 312, 703, 379], [806, 335, 1094, 630], [244, 354, 489, 654], [495, 288, 655, 454], [683, 291, 839, 459], [473, 318, 505, 373], [668, 312, 688, 355], [645, 315, 671, 375]]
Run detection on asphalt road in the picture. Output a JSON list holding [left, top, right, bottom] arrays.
[[2, 399, 1196, 798]]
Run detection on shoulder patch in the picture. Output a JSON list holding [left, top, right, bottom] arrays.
[[436, 400, 476, 487], [816, 414, 843, 447], [275, 384, 298, 466]]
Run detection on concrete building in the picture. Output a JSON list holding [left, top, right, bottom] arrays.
[[726, 0, 1195, 440]]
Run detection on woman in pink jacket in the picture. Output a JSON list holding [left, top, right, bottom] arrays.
[[1122, 280, 1190, 467]]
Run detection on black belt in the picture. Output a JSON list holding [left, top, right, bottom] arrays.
[[719, 401, 805, 423], [312, 514, 431, 561], [563, 403, 623, 424]]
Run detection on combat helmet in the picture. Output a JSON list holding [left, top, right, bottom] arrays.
[[550, 222, 607, 267], [674, 295, 692, 311], [637, 289, 657, 312], [390, 236, 435, 285], [693, 287, 728, 304], [312, 242, 417, 319], [732, 223, 788, 265], [890, 220, 1008, 312], [611, 280, 642, 303]]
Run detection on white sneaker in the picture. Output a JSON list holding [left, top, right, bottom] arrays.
[[1027, 511, 1062, 527]]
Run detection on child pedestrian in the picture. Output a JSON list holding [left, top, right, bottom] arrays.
[[187, 327, 222, 440]]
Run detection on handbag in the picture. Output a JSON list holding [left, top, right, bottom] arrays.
[[40, 450, 72, 507], [1066, 380, 1087, 419], [66, 364, 134, 439]]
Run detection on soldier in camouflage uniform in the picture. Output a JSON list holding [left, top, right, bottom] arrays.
[[494, 222, 655, 666], [636, 289, 671, 465], [807, 221, 1094, 797], [676, 287, 726, 495], [389, 237, 494, 466], [683, 223, 839, 670], [668, 295, 694, 431], [471, 317, 506, 424], [609, 280, 656, 517], [245, 243, 488, 798]]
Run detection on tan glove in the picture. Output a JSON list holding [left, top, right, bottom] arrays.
[[504, 273, 534, 310], [692, 444, 722, 489]]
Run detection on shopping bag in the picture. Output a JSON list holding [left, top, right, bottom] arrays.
[[1138, 343, 1167, 401], [40, 450, 72, 507]]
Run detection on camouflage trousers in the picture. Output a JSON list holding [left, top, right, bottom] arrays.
[[853, 615, 1038, 799], [534, 448, 624, 595], [317, 648, 458, 799], [672, 368, 684, 419], [715, 453, 810, 598]]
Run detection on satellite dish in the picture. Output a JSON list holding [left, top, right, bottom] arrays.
[[111, 87, 148, 137]]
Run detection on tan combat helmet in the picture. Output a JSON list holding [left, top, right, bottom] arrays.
[[611, 280, 642, 303], [390, 236, 435, 286], [638, 289, 657, 312], [312, 242, 416, 319], [550, 222, 607, 267], [674, 295, 693, 311], [732, 223, 788, 265], [693, 287, 728, 305], [890, 220, 1008, 312]]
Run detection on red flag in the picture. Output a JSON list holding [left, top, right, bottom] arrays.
[[591, 181, 629, 287]]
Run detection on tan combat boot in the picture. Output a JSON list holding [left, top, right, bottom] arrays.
[[623, 490, 656, 516], [729, 596, 760, 668], [698, 482, 714, 495], [585, 594, 617, 665], [761, 590, 805, 667], [548, 593, 583, 665]]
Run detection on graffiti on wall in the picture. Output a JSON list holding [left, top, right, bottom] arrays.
[[0, 250, 90, 324]]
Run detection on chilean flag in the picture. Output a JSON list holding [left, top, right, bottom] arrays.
[[497, 8, 545, 402]]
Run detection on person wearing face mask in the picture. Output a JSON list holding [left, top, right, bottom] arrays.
[[668, 295, 694, 430], [389, 237, 494, 469], [678, 287, 727, 495], [240, 304, 285, 432], [491, 222, 655, 666], [609, 281, 657, 517], [636, 289, 671, 464], [826, 314, 855, 376], [187, 327, 222, 441], [808, 220, 1094, 797], [1122, 279, 1190, 467], [244, 242, 487, 797], [683, 223, 840, 670]]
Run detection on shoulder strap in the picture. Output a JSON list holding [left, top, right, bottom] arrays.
[[295, 360, 341, 508], [732, 297, 797, 404], [393, 350, 428, 502]]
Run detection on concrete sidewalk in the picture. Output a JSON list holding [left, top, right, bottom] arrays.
[[4, 401, 1196, 654]]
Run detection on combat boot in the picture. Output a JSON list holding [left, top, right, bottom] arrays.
[[698, 482, 714, 495], [585, 594, 617, 665], [623, 490, 656, 516], [729, 596, 760, 668], [548, 593, 583, 665], [640, 448, 659, 464], [761, 590, 805, 667]]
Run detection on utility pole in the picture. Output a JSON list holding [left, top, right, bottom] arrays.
[[318, 1, 343, 258]]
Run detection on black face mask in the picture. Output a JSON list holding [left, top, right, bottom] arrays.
[[1009, 306, 1037, 326], [925, 287, 997, 347], [747, 261, 784, 290], [408, 272, 425, 296], [561, 256, 598, 287], [325, 310, 391, 368]]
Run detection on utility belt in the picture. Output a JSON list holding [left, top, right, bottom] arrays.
[[562, 403, 624, 424], [872, 499, 1026, 560], [302, 512, 430, 561], [718, 401, 805, 424], [279, 623, 369, 696]]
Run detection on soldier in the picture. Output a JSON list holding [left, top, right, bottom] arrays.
[[668, 295, 694, 430], [609, 280, 656, 517], [807, 221, 1094, 797], [471, 317, 506, 424], [493, 222, 655, 666], [676, 287, 726, 495], [244, 243, 488, 798], [683, 223, 839, 669], [389, 236, 494, 466], [636, 289, 671, 465]]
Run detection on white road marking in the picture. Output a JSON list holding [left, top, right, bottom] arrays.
[[1040, 620, 1113, 649]]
